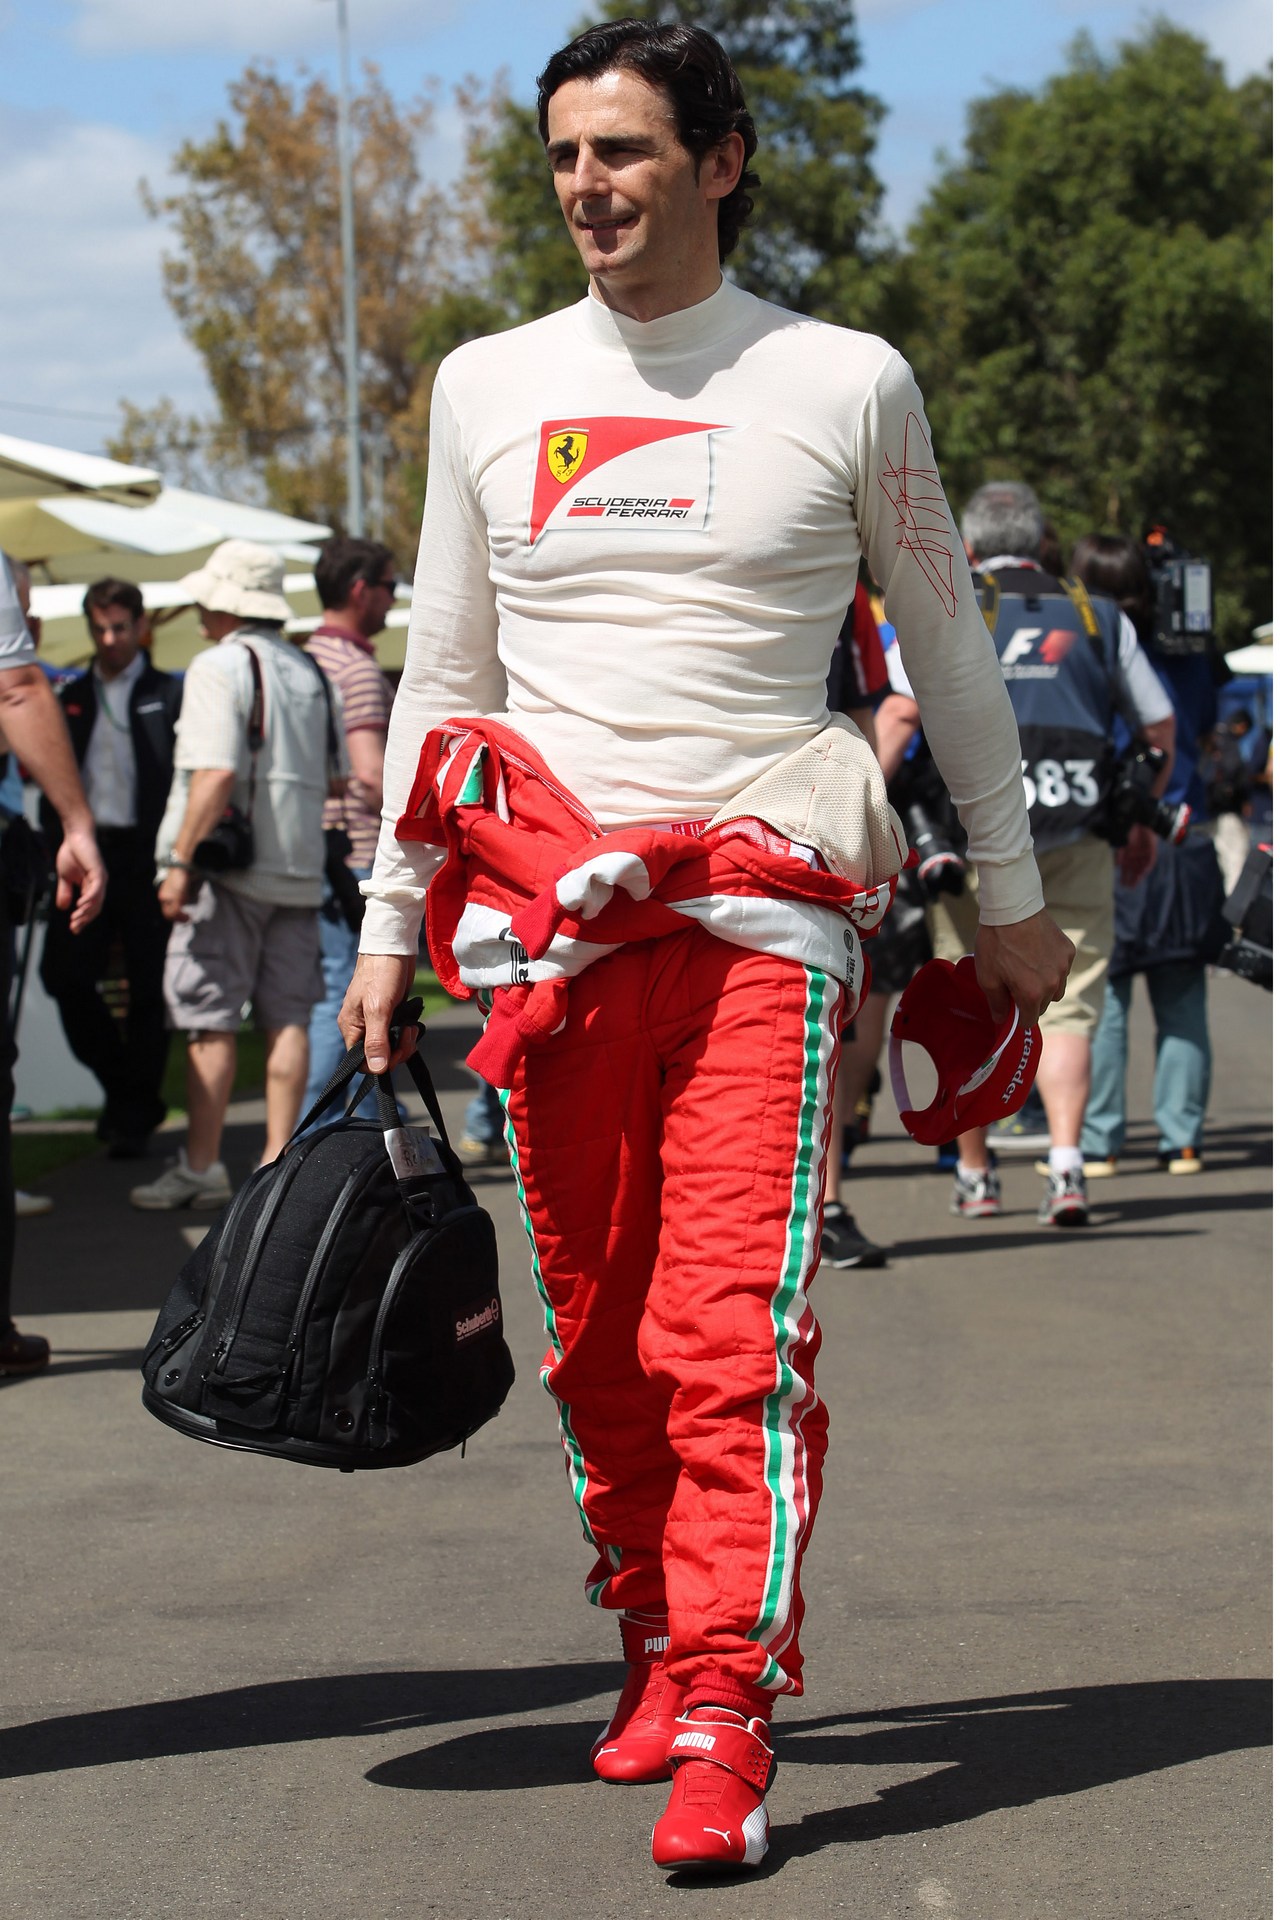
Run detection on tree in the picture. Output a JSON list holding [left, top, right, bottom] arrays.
[[441, 0, 891, 343], [110, 65, 463, 561], [895, 24, 1272, 642]]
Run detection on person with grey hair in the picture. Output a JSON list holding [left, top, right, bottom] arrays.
[[927, 481, 1176, 1226], [961, 480, 1046, 569]]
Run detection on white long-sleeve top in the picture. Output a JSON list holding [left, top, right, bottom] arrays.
[[361, 278, 1043, 954]]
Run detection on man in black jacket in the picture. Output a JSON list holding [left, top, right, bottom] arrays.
[[39, 578, 182, 1156]]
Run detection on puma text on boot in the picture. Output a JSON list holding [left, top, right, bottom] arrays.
[[591, 1611, 684, 1785]]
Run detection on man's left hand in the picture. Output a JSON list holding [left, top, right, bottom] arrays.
[[974, 909, 1075, 1027], [55, 825, 105, 933]]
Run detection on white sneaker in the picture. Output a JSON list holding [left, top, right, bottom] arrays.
[[130, 1149, 231, 1212], [15, 1190, 52, 1218]]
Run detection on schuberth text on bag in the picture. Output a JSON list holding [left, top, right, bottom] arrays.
[[140, 1005, 514, 1469]]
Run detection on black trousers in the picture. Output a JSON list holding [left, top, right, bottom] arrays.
[[0, 884, 16, 1336], [39, 829, 171, 1139]]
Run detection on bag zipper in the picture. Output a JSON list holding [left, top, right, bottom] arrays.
[[364, 1230, 433, 1440], [275, 1151, 394, 1396], [204, 1137, 324, 1377]]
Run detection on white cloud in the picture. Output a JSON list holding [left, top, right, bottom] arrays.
[[0, 112, 211, 454], [72, 0, 457, 56]]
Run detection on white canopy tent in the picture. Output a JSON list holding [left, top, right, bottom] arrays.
[[0, 433, 160, 507]]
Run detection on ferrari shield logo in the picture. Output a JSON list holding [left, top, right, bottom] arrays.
[[546, 429, 588, 485]]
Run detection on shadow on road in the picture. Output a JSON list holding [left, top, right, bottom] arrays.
[[0, 1664, 618, 1780], [1, 1669, 1267, 1858], [765, 1679, 1271, 1863]]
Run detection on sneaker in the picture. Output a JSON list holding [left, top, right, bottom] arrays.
[[820, 1203, 887, 1269], [1038, 1166, 1089, 1227], [1164, 1147, 1203, 1175], [130, 1150, 231, 1212], [652, 1707, 775, 1872], [0, 1325, 50, 1374], [935, 1139, 959, 1172], [1039, 1156, 1118, 1179], [15, 1190, 52, 1218], [985, 1088, 1051, 1152], [592, 1614, 684, 1785], [456, 1132, 508, 1167], [951, 1167, 1002, 1218]]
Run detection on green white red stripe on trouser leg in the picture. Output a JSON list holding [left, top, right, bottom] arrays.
[[501, 928, 841, 1862]]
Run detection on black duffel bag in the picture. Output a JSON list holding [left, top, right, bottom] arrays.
[[140, 1005, 514, 1469]]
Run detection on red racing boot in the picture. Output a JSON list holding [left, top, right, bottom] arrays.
[[591, 1611, 684, 1785], [651, 1706, 775, 1871]]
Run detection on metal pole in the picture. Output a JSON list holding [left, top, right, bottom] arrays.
[[336, 0, 363, 535], [369, 424, 386, 541]]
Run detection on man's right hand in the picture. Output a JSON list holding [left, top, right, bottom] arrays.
[[56, 823, 105, 932], [338, 952, 419, 1074]]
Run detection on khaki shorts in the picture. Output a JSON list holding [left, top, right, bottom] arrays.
[[164, 881, 323, 1032], [926, 836, 1114, 1038]]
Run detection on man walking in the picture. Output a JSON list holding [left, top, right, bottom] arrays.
[[341, 21, 1070, 1872], [930, 483, 1174, 1227], [131, 540, 341, 1211], [0, 554, 104, 1373], [39, 578, 182, 1156], [301, 535, 396, 1126]]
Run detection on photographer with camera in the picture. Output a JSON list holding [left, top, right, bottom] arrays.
[[130, 540, 346, 1211], [1073, 533, 1227, 1176], [925, 483, 1175, 1226]]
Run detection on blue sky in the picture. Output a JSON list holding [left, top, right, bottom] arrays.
[[0, 0, 1269, 458]]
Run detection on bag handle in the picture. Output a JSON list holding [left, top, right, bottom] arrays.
[[288, 997, 470, 1185]]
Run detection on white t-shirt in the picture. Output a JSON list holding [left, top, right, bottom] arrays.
[[362, 279, 1043, 953], [83, 651, 145, 828]]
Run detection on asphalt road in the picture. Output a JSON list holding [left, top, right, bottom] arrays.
[[1, 971, 1270, 1920]]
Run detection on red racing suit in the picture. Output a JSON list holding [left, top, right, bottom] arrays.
[[398, 719, 891, 1714]]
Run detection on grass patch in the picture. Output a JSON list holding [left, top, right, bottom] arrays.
[[13, 1131, 102, 1188]]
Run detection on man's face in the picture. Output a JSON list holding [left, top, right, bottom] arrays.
[[545, 70, 735, 310], [350, 566, 399, 640], [87, 602, 144, 678]]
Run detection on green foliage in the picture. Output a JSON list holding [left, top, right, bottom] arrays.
[[896, 23, 1272, 642], [113, 64, 459, 562]]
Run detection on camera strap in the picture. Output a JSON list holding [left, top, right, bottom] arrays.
[[239, 640, 265, 822], [297, 646, 347, 823]]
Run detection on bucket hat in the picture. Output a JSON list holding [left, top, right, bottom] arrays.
[[888, 954, 1043, 1146], [175, 539, 292, 624]]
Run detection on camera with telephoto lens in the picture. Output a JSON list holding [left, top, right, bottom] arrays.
[[1102, 746, 1191, 849], [903, 801, 966, 899], [192, 805, 254, 874]]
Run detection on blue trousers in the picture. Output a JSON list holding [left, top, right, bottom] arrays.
[[302, 875, 380, 1129], [1082, 963, 1212, 1158]]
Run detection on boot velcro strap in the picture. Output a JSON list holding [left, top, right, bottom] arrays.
[[666, 1714, 773, 1789]]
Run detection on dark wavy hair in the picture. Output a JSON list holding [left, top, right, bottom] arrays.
[[537, 19, 759, 262], [1071, 533, 1152, 628]]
